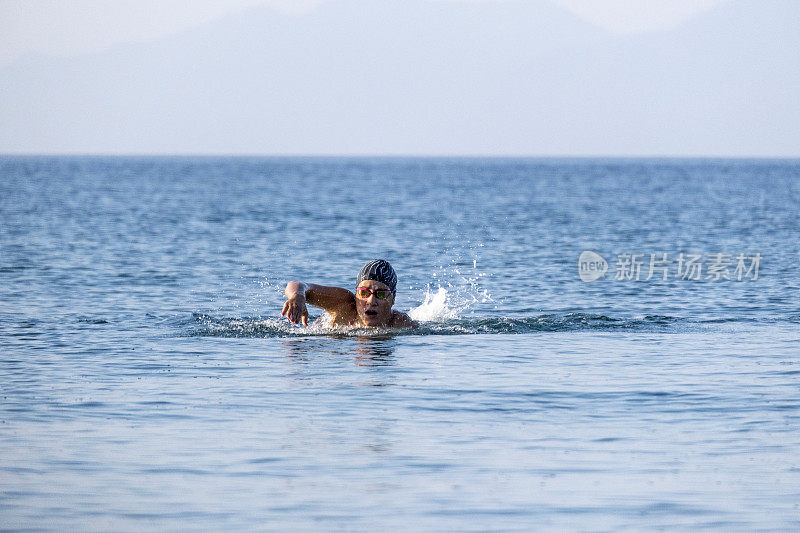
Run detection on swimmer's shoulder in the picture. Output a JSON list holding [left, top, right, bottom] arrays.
[[390, 310, 418, 329], [328, 305, 359, 327]]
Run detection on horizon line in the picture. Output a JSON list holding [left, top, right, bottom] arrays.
[[2, 152, 800, 161]]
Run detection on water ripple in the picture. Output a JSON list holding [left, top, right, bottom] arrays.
[[184, 312, 709, 338]]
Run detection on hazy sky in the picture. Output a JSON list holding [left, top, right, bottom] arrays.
[[1, 0, 729, 67], [2, 0, 796, 157]]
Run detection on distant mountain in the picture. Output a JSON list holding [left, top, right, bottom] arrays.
[[1, 0, 798, 156]]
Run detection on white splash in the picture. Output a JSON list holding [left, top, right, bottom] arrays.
[[409, 287, 460, 322]]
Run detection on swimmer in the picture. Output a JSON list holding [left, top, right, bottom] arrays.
[[282, 259, 416, 328]]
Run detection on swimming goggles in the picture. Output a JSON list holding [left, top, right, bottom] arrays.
[[356, 287, 393, 299]]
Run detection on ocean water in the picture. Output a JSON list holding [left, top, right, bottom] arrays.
[[1, 155, 799, 531]]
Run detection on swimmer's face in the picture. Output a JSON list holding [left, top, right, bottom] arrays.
[[355, 280, 394, 327]]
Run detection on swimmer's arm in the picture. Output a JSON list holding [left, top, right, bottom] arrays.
[[282, 281, 355, 326]]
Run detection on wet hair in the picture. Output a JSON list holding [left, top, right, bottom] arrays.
[[356, 259, 397, 294]]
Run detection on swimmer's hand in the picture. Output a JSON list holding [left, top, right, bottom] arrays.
[[282, 281, 309, 326]]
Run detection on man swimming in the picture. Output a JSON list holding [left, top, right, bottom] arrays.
[[281, 259, 415, 328]]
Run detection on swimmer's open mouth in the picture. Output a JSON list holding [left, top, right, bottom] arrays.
[[365, 310, 378, 316]]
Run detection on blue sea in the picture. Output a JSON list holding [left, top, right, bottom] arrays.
[[1, 156, 799, 531]]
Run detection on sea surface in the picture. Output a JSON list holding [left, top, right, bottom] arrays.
[[1, 156, 799, 531]]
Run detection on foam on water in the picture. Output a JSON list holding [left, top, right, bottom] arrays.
[[408, 287, 459, 321], [184, 283, 738, 337], [187, 311, 700, 338]]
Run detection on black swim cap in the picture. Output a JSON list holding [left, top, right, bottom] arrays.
[[356, 259, 397, 294]]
